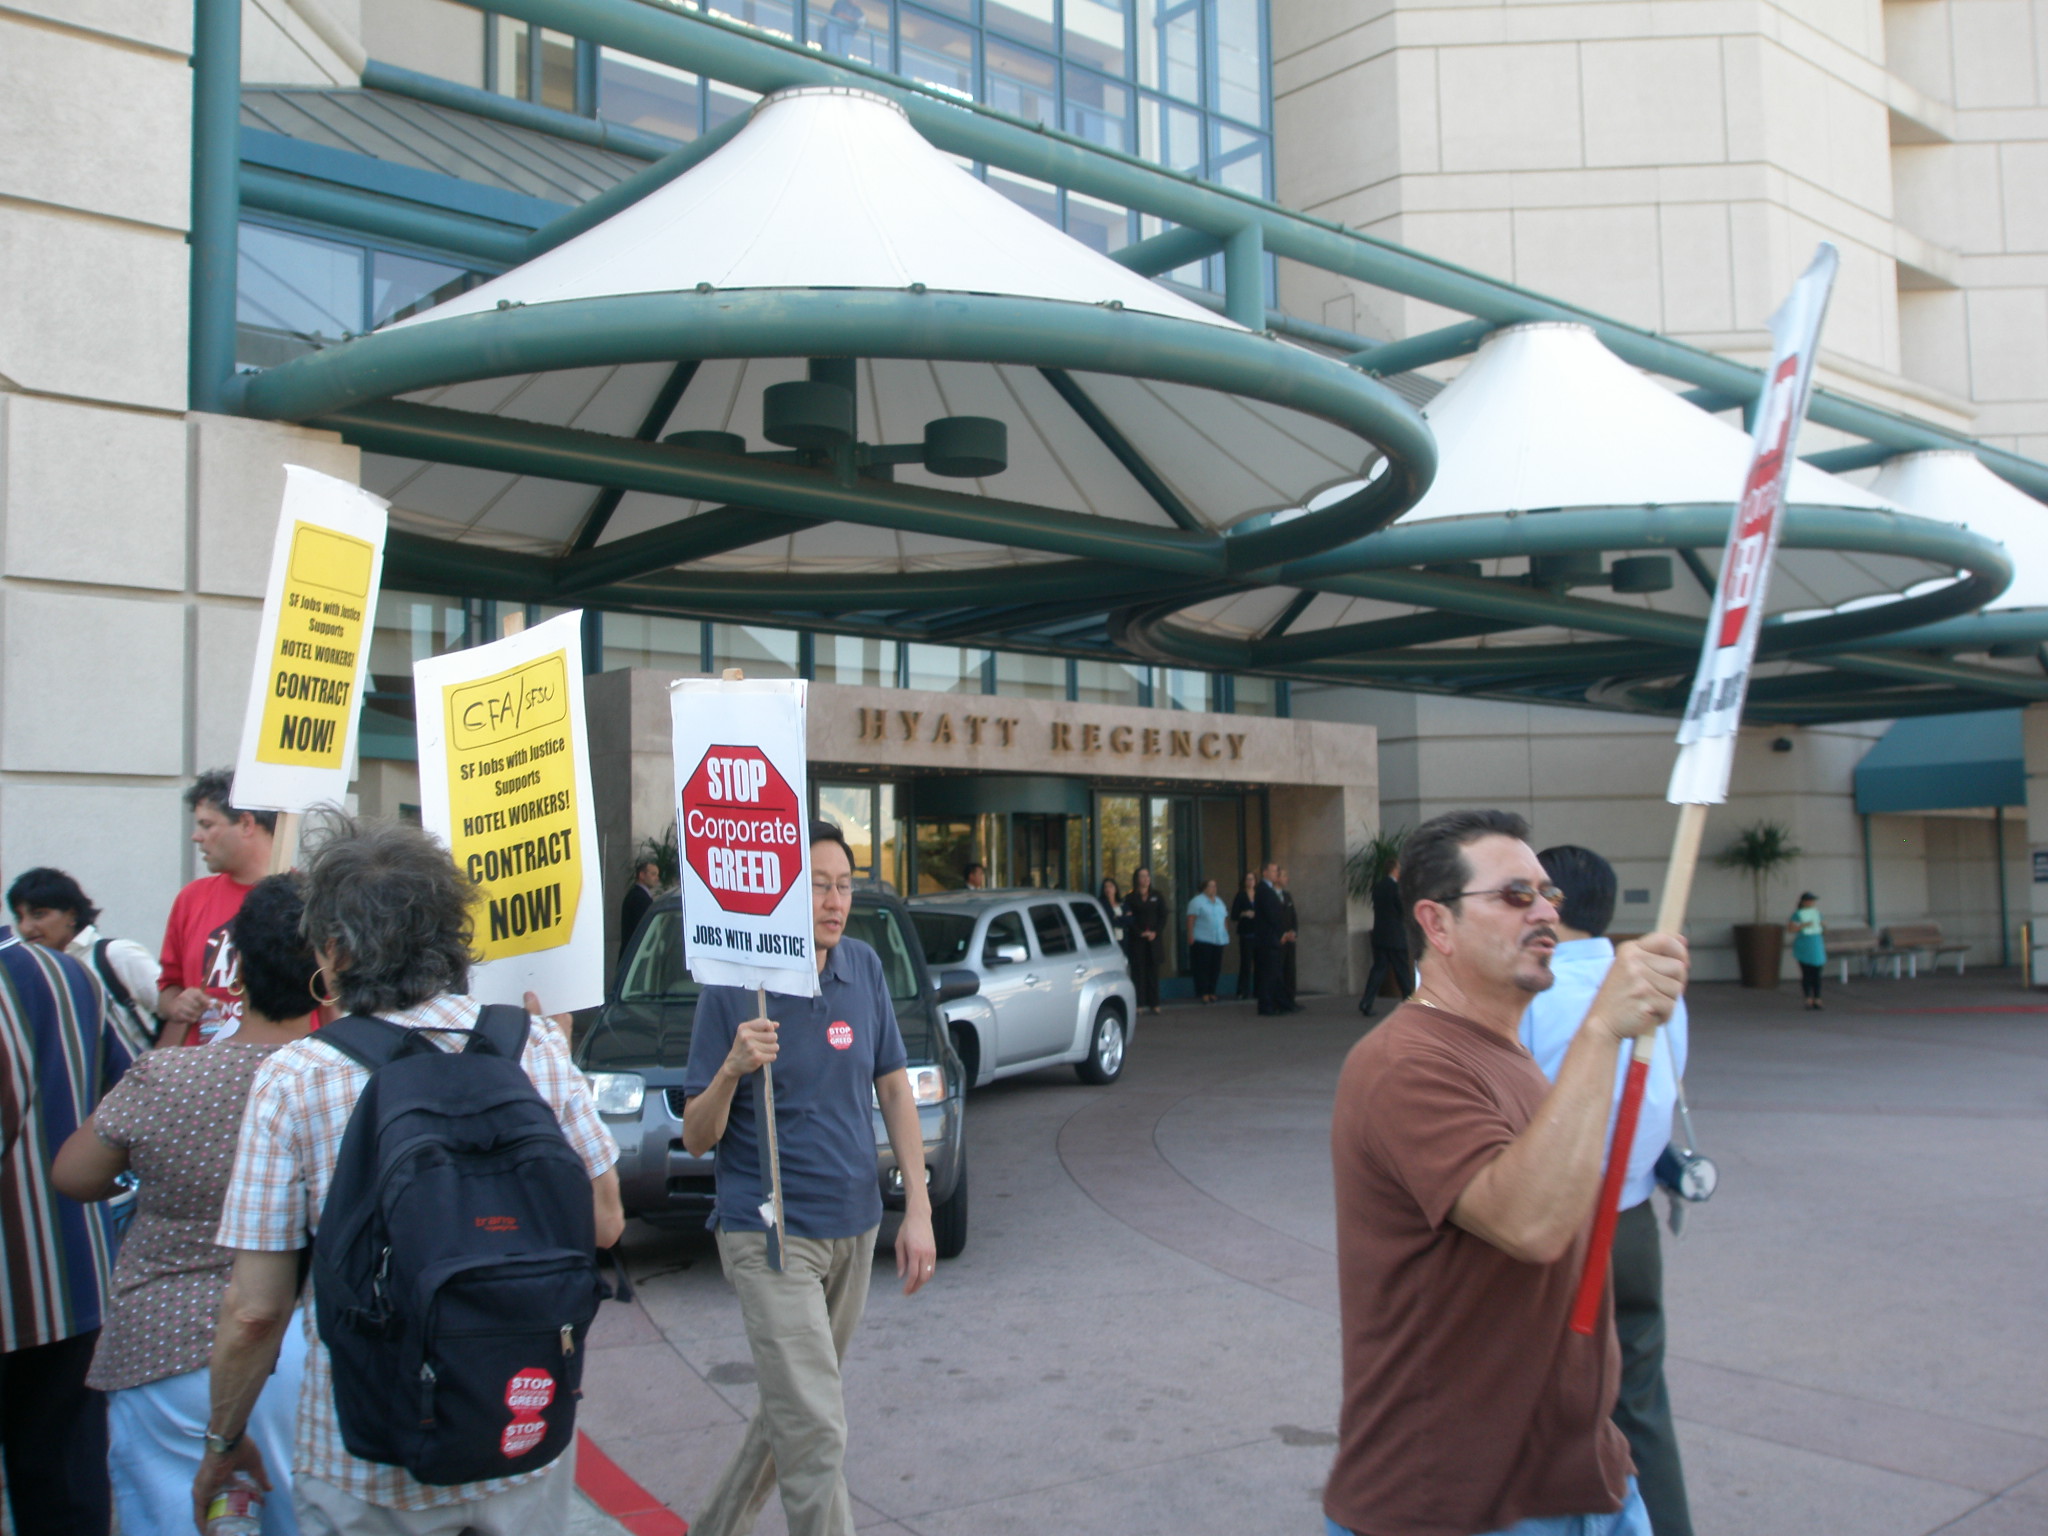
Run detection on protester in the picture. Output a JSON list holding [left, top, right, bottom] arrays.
[[195, 817, 622, 1534], [0, 912, 136, 1535], [1123, 868, 1168, 1016], [1357, 858, 1412, 1018], [680, 821, 936, 1536], [54, 876, 318, 1536], [620, 857, 661, 959], [1185, 877, 1229, 1003], [1278, 866, 1301, 1010], [1325, 810, 1687, 1536], [963, 862, 987, 890], [1230, 871, 1258, 1000], [158, 769, 276, 1046], [1520, 846, 1693, 1536], [1788, 892, 1826, 1009], [1252, 862, 1288, 1016], [8, 865, 160, 1055]]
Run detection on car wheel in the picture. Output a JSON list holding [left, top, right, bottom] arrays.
[[1074, 1005, 1126, 1085], [933, 1155, 968, 1259]]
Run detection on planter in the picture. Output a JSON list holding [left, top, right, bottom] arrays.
[[1732, 923, 1786, 989]]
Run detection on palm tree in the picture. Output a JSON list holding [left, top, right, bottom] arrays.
[[1346, 828, 1408, 901], [1713, 821, 1802, 924]]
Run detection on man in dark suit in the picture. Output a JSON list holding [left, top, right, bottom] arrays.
[[1252, 862, 1289, 1016], [619, 858, 661, 958], [1358, 860, 1413, 1017], [1278, 866, 1302, 1012]]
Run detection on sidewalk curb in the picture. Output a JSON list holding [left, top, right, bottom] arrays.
[[577, 1430, 688, 1535]]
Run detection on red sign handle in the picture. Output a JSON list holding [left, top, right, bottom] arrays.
[[1568, 1053, 1649, 1335]]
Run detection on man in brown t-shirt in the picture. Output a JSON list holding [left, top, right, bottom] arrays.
[[1325, 809, 1687, 1536]]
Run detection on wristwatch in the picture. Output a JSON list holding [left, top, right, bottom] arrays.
[[204, 1429, 243, 1456]]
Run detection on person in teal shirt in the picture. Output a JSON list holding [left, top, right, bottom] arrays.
[[1185, 878, 1230, 1004], [1788, 892, 1826, 1009]]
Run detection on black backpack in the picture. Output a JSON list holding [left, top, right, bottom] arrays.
[[311, 1006, 604, 1486]]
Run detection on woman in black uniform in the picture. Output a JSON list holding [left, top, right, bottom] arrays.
[[1122, 867, 1168, 1015]]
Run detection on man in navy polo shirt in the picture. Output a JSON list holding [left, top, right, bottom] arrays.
[[681, 821, 937, 1536]]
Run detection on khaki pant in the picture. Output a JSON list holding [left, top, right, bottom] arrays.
[[693, 1226, 878, 1536], [291, 1447, 574, 1535]]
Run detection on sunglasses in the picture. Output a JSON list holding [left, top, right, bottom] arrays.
[[1446, 880, 1565, 910]]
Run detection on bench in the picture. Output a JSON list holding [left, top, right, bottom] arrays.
[[1822, 923, 1880, 983], [1877, 922, 1972, 978]]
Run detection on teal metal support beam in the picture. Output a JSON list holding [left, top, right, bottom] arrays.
[[1679, 387, 1746, 413], [1262, 589, 1317, 638], [1803, 443, 1897, 474], [558, 506, 823, 591], [1815, 650, 2048, 700], [1038, 368, 1204, 532], [315, 398, 1234, 574], [1856, 609, 2048, 651], [1345, 319, 1496, 375], [239, 166, 535, 266], [523, 111, 750, 258], [570, 359, 701, 551], [190, 0, 242, 412], [1222, 225, 1265, 331], [360, 59, 674, 160], [1111, 226, 1224, 277]]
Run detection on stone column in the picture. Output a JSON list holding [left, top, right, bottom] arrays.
[[2025, 704, 2048, 984]]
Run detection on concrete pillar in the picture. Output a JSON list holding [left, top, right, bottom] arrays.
[[2025, 705, 2048, 984]]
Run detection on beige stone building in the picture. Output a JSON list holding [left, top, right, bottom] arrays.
[[2, 0, 2042, 995]]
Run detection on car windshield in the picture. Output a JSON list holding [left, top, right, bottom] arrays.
[[591, 902, 935, 1069], [911, 911, 976, 967]]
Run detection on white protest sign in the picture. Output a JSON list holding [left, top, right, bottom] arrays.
[[415, 610, 603, 1013], [230, 465, 389, 812], [671, 678, 818, 997], [1668, 243, 1839, 805]]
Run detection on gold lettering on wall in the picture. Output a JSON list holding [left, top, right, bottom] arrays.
[[1197, 732, 1221, 759], [846, 705, 1267, 771], [898, 710, 922, 742], [1108, 725, 1132, 754], [1226, 733, 1246, 760], [857, 707, 889, 740], [964, 715, 985, 745], [1082, 723, 1101, 752], [996, 718, 1017, 746], [1170, 730, 1191, 757], [1050, 722, 1072, 751], [932, 714, 954, 744], [1141, 727, 1160, 756]]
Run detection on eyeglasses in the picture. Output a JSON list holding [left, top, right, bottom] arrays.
[[1446, 880, 1564, 910], [811, 880, 855, 897]]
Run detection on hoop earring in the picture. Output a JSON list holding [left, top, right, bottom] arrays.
[[310, 968, 343, 1008]]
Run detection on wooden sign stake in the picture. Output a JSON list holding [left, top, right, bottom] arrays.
[[268, 811, 303, 876]]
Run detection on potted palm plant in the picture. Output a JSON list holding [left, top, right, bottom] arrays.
[[1347, 828, 1408, 997], [1714, 821, 1801, 988]]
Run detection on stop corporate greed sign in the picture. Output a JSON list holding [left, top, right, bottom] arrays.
[[230, 465, 389, 812], [672, 678, 818, 997], [415, 610, 603, 1014]]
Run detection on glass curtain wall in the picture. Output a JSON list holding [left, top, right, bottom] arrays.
[[489, 0, 1270, 270]]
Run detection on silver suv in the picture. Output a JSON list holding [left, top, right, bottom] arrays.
[[907, 891, 1137, 1089]]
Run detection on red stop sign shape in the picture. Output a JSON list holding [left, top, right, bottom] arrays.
[[681, 745, 803, 917]]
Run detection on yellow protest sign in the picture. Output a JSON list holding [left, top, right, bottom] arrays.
[[232, 466, 389, 813], [442, 648, 584, 962], [255, 523, 375, 768]]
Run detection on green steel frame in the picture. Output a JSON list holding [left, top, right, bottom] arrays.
[[191, 0, 2048, 722]]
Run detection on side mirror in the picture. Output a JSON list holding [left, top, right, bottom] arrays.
[[989, 942, 1029, 966], [934, 968, 981, 1004]]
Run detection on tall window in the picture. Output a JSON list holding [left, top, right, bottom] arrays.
[[488, 0, 1271, 270]]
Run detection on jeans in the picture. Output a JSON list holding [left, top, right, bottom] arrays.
[[108, 1318, 306, 1536], [1325, 1477, 1651, 1536]]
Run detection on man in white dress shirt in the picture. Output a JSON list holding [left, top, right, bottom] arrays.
[[1519, 845, 1693, 1536]]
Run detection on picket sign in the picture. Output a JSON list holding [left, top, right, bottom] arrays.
[[231, 466, 390, 854], [414, 610, 604, 1015], [1568, 245, 1841, 1335], [672, 669, 815, 1268]]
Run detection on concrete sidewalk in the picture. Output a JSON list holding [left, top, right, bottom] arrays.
[[573, 970, 2048, 1535]]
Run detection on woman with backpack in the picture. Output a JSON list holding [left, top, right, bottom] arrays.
[[51, 875, 317, 1536], [8, 867, 160, 1056]]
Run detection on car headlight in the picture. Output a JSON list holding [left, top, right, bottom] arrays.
[[908, 1064, 946, 1105], [586, 1072, 645, 1117]]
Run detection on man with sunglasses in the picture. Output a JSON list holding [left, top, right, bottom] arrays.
[[1324, 810, 1687, 1536]]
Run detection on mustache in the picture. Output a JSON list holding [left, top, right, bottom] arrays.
[[1522, 926, 1558, 949]]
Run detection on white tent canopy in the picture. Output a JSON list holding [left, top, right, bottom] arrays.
[[1869, 450, 2048, 612], [365, 87, 1383, 574]]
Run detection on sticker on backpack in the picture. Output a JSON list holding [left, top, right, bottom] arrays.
[[502, 1369, 556, 1458], [827, 1021, 853, 1050]]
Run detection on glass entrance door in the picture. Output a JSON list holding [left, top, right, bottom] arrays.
[[1093, 791, 1249, 994], [1010, 813, 1069, 889]]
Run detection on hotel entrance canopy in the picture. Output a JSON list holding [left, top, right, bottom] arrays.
[[197, 0, 2048, 723]]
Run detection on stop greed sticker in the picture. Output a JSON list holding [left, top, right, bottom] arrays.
[[501, 1368, 556, 1459], [827, 1021, 853, 1050], [681, 745, 803, 918]]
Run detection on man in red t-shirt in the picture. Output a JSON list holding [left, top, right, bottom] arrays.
[[1325, 809, 1687, 1536], [156, 768, 275, 1045]]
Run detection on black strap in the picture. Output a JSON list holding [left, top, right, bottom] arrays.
[[314, 1015, 414, 1072], [468, 1004, 531, 1062], [90, 940, 135, 1012]]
